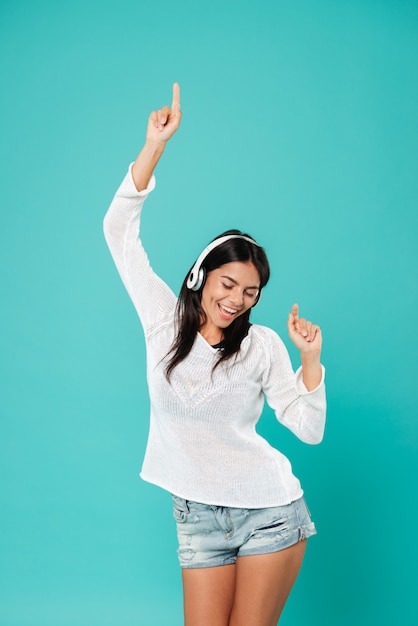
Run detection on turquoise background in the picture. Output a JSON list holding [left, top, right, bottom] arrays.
[[1, 0, 417, 624]]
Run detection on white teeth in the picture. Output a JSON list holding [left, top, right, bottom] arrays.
[[220, 305, 237, 314]]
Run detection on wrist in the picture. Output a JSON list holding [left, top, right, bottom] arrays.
[[144, 138, 167, 153], [300, 349, 321, 362], [132, 140, 165, 192], [300, 352, 322, 391]]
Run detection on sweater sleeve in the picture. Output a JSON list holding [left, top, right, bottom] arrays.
[[260, 327, 326, 444], [103, 164, 177, 335]]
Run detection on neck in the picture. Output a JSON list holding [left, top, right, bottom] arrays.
[[199, 325, 224, 346]]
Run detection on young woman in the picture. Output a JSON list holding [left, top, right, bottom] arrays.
[[104, 83, 326, 626]]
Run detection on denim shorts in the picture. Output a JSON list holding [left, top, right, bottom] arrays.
[[172, 495, 317, 569]]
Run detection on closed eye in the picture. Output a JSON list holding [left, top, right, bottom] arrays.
[[222, 283, 258, 297]]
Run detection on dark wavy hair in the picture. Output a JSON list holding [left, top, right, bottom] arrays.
[[165, 229, 270, 380]]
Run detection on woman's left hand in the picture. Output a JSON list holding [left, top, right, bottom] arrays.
[[287, 304, 322, 354]]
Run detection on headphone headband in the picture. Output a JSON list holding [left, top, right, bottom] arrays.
[[186, 234, 260, 291]]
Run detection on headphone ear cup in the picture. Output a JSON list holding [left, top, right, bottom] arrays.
[[193, 267, 206, 291]]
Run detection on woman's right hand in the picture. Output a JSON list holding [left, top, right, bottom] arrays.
[[132, 83, 182, 191], [146, 82, 182, 145]]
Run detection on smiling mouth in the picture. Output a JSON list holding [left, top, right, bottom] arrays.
[[218, 304, 239, 319]]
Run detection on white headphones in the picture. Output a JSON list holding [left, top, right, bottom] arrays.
[[186, 234, 260, 291]]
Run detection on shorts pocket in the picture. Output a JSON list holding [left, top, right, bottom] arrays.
[[255, 517, 287, 532], [250, 512, 289, 540], [172, 495, 189, 524]]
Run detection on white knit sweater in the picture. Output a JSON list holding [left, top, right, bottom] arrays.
[[103, 165, 327, 508]]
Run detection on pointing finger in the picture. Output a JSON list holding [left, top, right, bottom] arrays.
[[287, 312, 296, 331], [172, 82, 181, 113], [291, 303, 299, 320]]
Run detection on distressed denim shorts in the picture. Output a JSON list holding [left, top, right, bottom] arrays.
[[172, 495, 317, 569]]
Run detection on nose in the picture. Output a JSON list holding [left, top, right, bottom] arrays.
[[229, 288, 244, 307]]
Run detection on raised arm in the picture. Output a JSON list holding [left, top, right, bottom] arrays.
[[132, 82, 182, 191], [103, 84, 182, 334]]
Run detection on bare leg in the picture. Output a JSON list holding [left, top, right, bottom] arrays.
[[229, 540, 307, 626], [182, 564, 236, 626]]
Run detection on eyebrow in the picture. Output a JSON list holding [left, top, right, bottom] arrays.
[[220, 275, 260, 290]]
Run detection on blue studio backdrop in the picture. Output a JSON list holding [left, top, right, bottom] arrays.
[[1, 1, 417, 625]]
